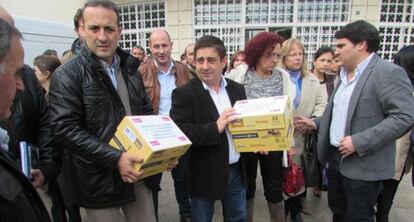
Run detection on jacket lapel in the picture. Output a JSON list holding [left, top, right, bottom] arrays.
[[296, 74, 311, 113], [192, 79, 220, 121], [345, 54, 379, 134]]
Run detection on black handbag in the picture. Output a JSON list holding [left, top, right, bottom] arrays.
[[301, 131, 320, 187]]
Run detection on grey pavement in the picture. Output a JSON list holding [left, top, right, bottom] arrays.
[[39, 171, 414, 221]]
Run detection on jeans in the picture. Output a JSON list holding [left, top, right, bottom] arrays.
[[328, 147, 382, 222], [172, 152, 192, 217], [191, 163, 246, 222]]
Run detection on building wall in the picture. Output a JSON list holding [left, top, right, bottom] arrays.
[[350, 0, 380, 25], [0, 0, 84, 25]]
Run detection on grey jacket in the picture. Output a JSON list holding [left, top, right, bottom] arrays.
[[317, 54, 414, 181]]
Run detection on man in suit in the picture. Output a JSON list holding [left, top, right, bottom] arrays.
[[317, 20, 414, 222], [170, 35, 247, 222]]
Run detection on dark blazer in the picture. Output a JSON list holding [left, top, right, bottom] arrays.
[[170, 77, 247, 200], [317, 54, 414, 181]]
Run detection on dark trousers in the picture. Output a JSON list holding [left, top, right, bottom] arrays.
[[172, 152, 191, 217], [328, 147, 382, 222], [376, 178, 402, 222], [285, 193, 303, 217], [243, 151, 283, 203], [49, 179, 81, 222]]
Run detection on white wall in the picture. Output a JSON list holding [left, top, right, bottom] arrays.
[[15, 16, 76, 65], [0, 0, 84, 24]]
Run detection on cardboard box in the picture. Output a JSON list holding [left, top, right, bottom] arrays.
[[109, 115, 192, 178], [228, 96, 293, 152], [229, 96, 292, 132], [231, 123, 294, 152]]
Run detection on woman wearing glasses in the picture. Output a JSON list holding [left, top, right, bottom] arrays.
[[277, 38, 327, 222], [226, 32, 295, 222]]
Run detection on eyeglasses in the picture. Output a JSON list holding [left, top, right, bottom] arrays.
[[263, 53, 281, 60]]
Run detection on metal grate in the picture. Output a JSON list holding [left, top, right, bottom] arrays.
[[297, 0, 350, 23], [296, 25, 343, 67], [378, 0, 414, 61], [194, 27, 243, 56], [118, 1, 166, 53], [194, 0, 242, 25]]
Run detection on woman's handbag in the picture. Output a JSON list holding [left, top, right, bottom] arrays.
[[282, 156, 305, 197], [301, 131, 321, 187]]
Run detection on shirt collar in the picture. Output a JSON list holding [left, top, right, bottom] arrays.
[[202, 75, 228, 91], [340, 53, 374, 83], [154, 59, 174, 75], [99, 53, 119, 70]]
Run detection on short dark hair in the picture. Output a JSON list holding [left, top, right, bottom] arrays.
[[394, 45, 414, 83], [313, 46, 334, 61], [0, 18, 22, 63], [132, 45, 145, 53], [194, 35, 226, 60], [73, 8, 83, 30], [43, 49, 58, 57], [335, 20, 380, 53], [34, 55, 61, 74], [82, 0, 120, 26]]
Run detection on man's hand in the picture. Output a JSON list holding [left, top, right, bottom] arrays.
[[167, 159, 179, 171], [30, 169, 45, 188], [293, 115, 315, 134], [216, 108, 236, 133], [338, 136, 355, 158], [118, 152, 144, 183], [254, 150, 269, 155]]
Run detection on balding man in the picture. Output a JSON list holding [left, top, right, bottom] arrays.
[[184, 43, 197, 78], [138, 28, 192, 221], [0, 17, 51, 222]]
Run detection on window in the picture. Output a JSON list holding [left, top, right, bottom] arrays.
[[194, 0, 242, 25], [118, 1, 166, 53], [296, 25, 342, 67], [378, 0, 414, 61], [194, 28, 243, 56], [297, 0, 349, 23]]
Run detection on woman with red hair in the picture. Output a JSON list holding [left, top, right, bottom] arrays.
[[226, 32, 295, 222]]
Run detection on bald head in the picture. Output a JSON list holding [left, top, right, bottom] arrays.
[[149, 29, 173, 69], [149, 29, 171, 45], [0, 6, 14, 26]]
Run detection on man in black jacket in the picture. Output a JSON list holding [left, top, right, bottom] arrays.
[[170, 35, 247, 221], [49, 1, 157, 222], [0, 17, 51, 222]]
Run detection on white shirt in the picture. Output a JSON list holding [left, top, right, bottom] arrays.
[[202, 77, 240, 164], [330, 53, 374, 146]]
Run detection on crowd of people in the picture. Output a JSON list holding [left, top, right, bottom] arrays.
[[1, 1, 414, 222]]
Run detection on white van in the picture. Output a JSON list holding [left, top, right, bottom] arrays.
[[14, 15, 76, 65]]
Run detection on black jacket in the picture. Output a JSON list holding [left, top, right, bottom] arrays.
[[0, 65, 59, 182], [49, 46, 153, 208], [170, 78, 247, 200], [0, 149, 51, 222]]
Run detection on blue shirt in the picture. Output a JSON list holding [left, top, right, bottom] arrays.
[[202, 76, 240, 164], [330, 53, 374, 146], [155, 60, 175, 115], [99, 55, 119, 89]]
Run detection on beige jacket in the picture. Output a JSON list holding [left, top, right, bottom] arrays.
[[394, 130, 412, 180], [291, 73, 328, 166]]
